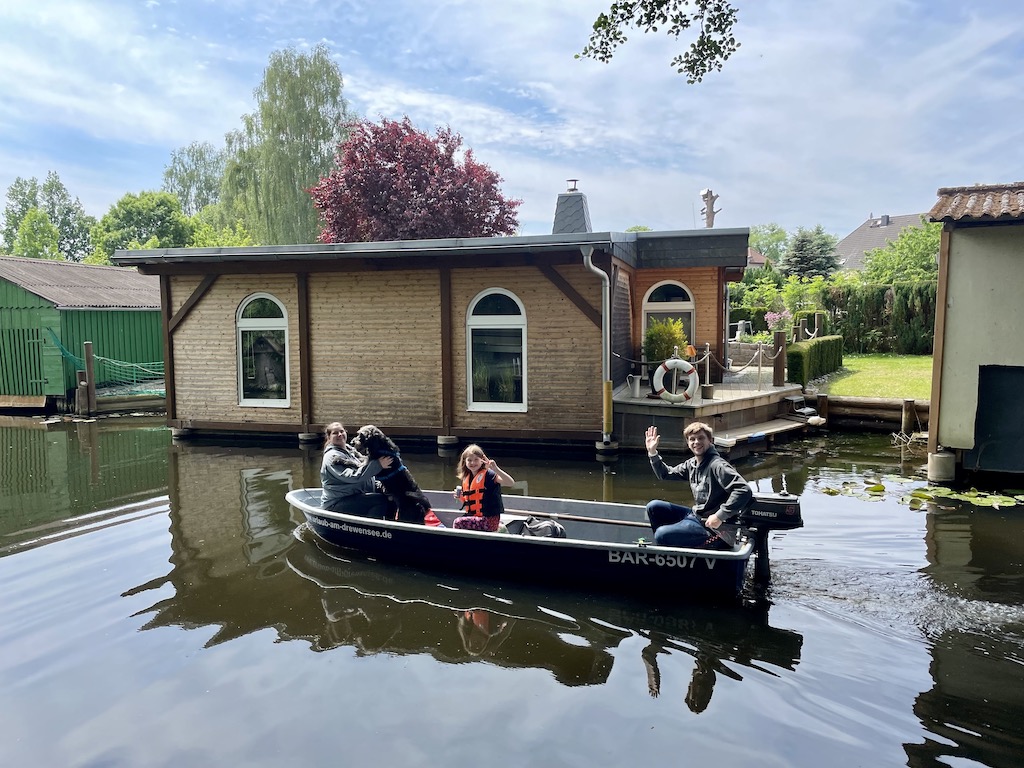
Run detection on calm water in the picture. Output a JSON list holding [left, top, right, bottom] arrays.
[[2, 416, 1024, 767]]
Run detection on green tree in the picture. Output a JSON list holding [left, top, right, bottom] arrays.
[[739, 274, 783, 311], [626, 224, 652, 231], [40, 172, 94, 262], [188, 215, 254, 248], [221, 44, 350, 245], [3, 173, 93, 261], [781, 274, 828, 314], [749, 223, 788, 266], [12, 207, 61, 259], [578, 0, 739, 83], [781, 225, 838, 278], [163, 141, 226, 216], [2, 176, 40, 252], [88, 191, 193, 265], [863, 219, 940, 284]]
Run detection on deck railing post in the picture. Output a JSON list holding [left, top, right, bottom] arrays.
[[773, 331, 786, 387]]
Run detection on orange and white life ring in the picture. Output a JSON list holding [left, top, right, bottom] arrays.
[[652, 357, 699, 403]]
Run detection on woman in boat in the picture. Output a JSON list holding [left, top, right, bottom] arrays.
[[320, 422, 394, 517], [451, 444, 515, 531], [644, 421, 752, 549]]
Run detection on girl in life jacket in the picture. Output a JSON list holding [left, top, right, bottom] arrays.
[[451, 444, 515, 531]]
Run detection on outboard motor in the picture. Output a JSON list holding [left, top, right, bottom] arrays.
[[739, 492, 803, 585], [739, 491, 803, 531]]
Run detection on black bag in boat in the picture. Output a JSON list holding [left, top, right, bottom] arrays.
[[505, 516, 567, 538]]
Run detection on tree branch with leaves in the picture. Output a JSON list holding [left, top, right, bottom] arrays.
[[578, 0, 740, 83]]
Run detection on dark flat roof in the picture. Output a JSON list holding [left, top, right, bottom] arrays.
[[112, 229, 751, 271]]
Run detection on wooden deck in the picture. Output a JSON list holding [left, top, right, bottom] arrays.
[[612, 365, 822, 454]]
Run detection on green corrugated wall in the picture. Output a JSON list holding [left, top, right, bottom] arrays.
[[59, 310, 163, 390], [0, 281, 63, 396], [1, 278, 161, 398]]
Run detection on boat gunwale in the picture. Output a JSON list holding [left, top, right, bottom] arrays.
[[286, 488, 755, 561]]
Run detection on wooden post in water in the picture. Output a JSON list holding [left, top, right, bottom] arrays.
[[773, 331, 786, 387], [75, 371, 87, 416], [901, 399, 916, 434], [83, 341, 97, 416], [816, 393, 829, 421]]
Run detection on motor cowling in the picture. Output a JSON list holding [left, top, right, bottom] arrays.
[[739, 491, 803, 531]]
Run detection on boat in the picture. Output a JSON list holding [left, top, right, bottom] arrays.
[[285, 488, 803, 600]]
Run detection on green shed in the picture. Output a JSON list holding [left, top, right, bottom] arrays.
[[0, 256, 162, 411]]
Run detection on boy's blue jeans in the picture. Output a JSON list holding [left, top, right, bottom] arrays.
[[646, 499, 711, 547]]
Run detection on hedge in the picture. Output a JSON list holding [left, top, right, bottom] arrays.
[[787, 334, 844, 387], [821, 282, 936, 354]]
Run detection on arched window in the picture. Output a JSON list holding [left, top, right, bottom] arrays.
[[642, 281, 695, 348], [467, 289, 526, 412], [237, 293, 289, 407]]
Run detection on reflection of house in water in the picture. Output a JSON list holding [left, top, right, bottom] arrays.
[[910, 499, 1024, 764], [0, 417, 169, 551]]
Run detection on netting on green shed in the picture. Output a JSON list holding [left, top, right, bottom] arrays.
[[47, 329, 165, 396]]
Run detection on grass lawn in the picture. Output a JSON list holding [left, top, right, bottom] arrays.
[[808, 354, 932, 400]]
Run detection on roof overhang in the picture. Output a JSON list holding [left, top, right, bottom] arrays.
[[112, 228, 750, 272]]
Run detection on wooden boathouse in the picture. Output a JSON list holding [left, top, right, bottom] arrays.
[[0, 256, 161, 411], [113, 187, 818, 451]]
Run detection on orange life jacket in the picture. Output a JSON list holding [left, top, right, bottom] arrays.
[[461, 469, 488, 516]]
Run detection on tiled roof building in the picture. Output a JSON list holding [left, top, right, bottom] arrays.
[[835, 213, 925, 271]]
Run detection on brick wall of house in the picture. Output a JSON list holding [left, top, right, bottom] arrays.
[[169, 274, 303, 424], [308, 269, 444, 426], [448, 264, 603, 434], [168, 263, 604, 437]]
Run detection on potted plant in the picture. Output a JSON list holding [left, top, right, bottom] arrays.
[[642, 318, 688, 395]]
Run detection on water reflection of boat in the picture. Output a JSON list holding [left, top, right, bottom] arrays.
[[286, 536, 804, 704], [286, 488, 803, 600], [286, 539, 615, 686]]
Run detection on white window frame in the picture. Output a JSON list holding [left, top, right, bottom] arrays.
[[466, 288, 527, 413], [642, 280, 696, 351], [236, 292, 290, 408]]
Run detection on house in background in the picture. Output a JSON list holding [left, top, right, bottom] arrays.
[[835, 213, 925, 271], [0, 257, 161, 411], [926, 181, 1024, 480], [113, 187, 749, 448]]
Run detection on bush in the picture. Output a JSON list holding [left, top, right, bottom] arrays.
[[787, 335, 844, 387], [643, 318, 688, 364], [742, 306, 769, 333]]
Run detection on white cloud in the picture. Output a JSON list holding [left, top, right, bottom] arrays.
[[1, 0, 1022, 234]]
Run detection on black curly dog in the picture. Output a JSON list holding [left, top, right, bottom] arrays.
[[350, 425, 432, 525]]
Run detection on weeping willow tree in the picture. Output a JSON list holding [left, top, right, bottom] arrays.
[[221, 44, 350, 245]]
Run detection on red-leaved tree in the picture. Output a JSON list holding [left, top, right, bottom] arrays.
[[309, 117, 521, 242]]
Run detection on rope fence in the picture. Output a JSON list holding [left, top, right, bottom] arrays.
[[47, 329, 166, 397]]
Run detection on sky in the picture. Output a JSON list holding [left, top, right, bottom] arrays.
[[1, 0, 1022, 240]]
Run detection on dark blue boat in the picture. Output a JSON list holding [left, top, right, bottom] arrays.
[[286, 489, 803, 600]]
